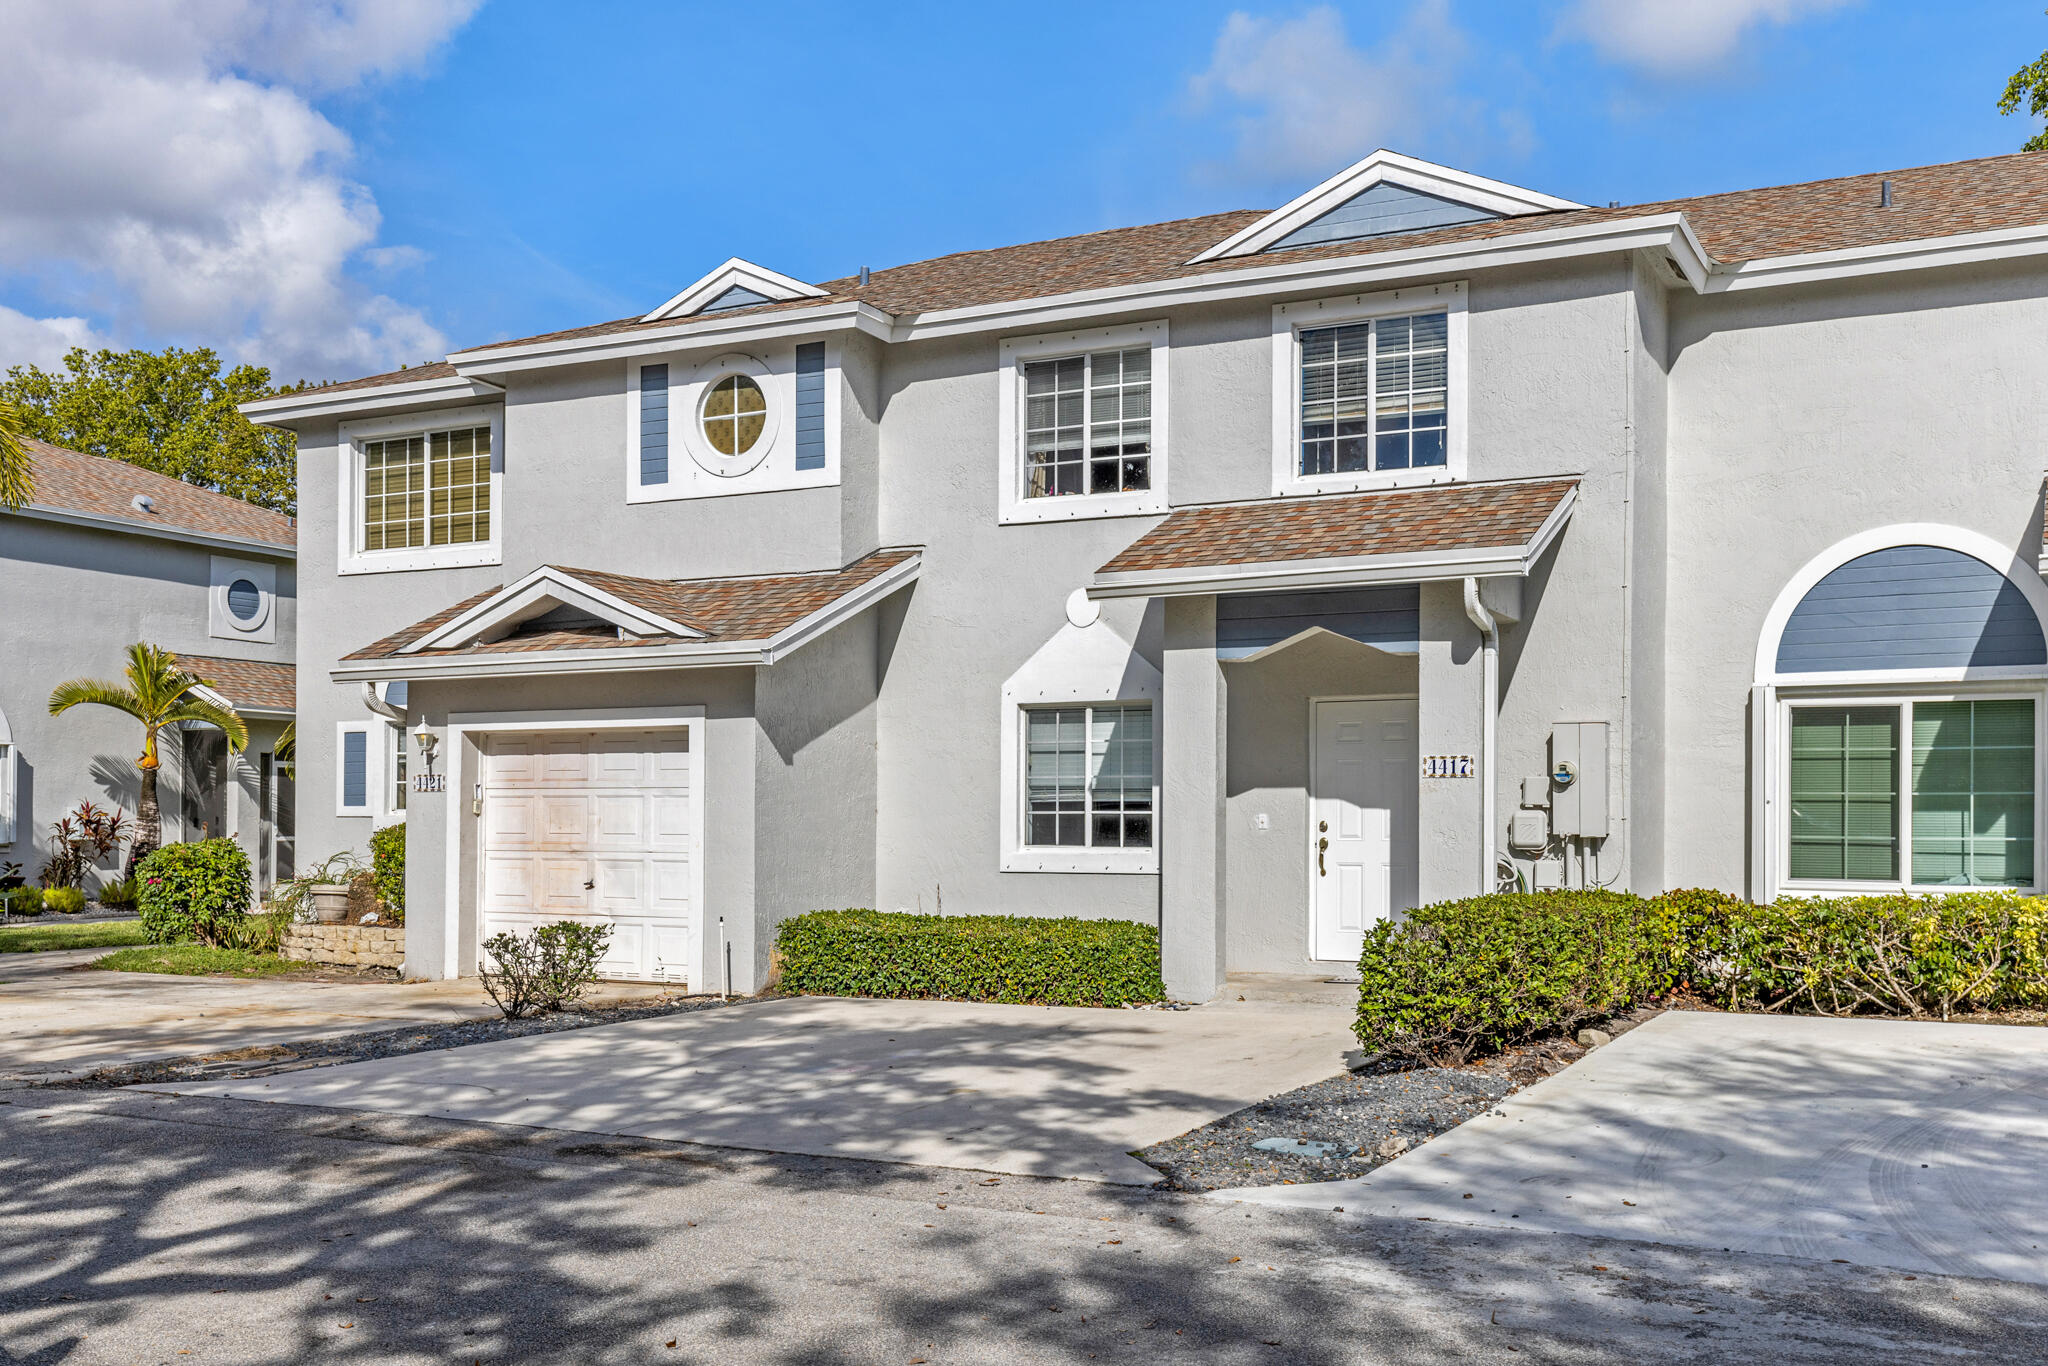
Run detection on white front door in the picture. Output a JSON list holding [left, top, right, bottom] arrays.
[[1310, 699, 1418, 962], [481, 729, 694, 982]]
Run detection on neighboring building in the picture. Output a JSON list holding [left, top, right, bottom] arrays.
[[0, 440, 297, 892], [247, 149, 2048, 999]]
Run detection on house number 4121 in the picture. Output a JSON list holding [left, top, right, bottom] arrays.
[[1421, 755, 1475, 779], [412, 774, 447, 794]]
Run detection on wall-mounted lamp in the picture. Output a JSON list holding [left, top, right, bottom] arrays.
[[414, 723, 439, 771]]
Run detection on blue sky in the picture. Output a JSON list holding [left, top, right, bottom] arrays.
[[1, 1, 2044, 382]]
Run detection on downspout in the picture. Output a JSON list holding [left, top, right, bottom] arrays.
[[362, 682, 406, 724], [1462, 577, 1499, 896]]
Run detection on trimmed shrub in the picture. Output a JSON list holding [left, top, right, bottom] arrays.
[[1354, 891, 1668, 1063], [480, 921, 613, 1018], [137, 839, 252, 946], [370, 823, 405, 921], [43, 887, 86, 915], [775, 909, 1166, 1007], [1677, 890, 2048, 1019], [3, 887, 46, 918], [97, 875, 139, 910]]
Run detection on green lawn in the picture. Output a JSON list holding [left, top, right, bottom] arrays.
[[0, 919, 151, 954], [89, 944, 309, 978]]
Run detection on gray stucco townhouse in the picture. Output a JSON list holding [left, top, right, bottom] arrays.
[[245, 149, 2048, 1001], [0, 440, 297, 893]]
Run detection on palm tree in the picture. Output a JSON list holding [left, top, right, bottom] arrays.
[[274, 721, 296, 779], [0, 398, 32, 510], [48, 644, 247, 865]]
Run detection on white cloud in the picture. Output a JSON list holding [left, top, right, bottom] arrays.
[[1188, 2, 1476, 186], [0, 1, 481, 379], [0, 305, 108, 372], [1556, 0, 1856, 76]]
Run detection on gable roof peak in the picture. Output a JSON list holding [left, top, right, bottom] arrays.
[[1190, 148, 1584, 264], [642, 256, 829, 323]]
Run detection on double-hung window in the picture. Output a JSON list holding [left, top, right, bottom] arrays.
[[999, 321, 1168, 523], [390, 725, 408, 814], [1298, 311, 1448, 477], [343, 407, 501, 572], [1786, 696, 2038, 888], [1023, 704, 1154, 850], [1024, 348, 1152, 500]]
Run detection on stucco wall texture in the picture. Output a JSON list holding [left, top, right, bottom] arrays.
[[285, 238, 2048, 998]]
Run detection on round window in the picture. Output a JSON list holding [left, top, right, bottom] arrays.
[[226, 578, 263, 622], [701, 374, 767, 457]]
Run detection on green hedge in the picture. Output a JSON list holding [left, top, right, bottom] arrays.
[[1356, 887, 2048, 1063], [3, 887, 45, 918], [44, 887, 86, 915], [137, 839, 251, 946], [1354, 891, 1668, 1063], [775, 909, 1165, 1007], [370, 823, 405, 920]]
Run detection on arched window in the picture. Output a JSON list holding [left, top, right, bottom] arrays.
[[1754, 530, 2048, 899]]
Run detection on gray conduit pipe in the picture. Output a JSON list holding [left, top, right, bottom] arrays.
[[1462, 577, 1499, 896]]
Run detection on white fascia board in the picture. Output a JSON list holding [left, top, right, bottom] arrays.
[[1191, 149, 1585, 264], [403, 566, 705, 654], [1705, 221, 2048, 292], [758, 553, 922, 664], [642, 257, 830, 323], [333, 640, 770, 684], [892, 217, 1701, 342], [448, 301, 891, 379], [1088, 486, 1576, 600], [238, 375, 504, 427], [6, 504, 297, 560]]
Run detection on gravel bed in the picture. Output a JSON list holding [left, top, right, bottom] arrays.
[[1137, 1010, 1671, 1191], [44, 991, 742, 1090]]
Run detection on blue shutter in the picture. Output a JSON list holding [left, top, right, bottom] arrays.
[[226, 578, 262, 620], [639, 364, 669, 485], [794, 342, 826, 471], [1265, 183, 1498, 252], [342, 730, 367, 809], [1216, 586, 1421, 659], [1777, 545, 2047, 673]]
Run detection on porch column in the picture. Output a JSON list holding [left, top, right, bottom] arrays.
[[1416, 580, 1487, 903], [1161, 594, 1226, 1002]]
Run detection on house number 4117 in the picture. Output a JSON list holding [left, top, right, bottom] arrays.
[[1421, 755, 1475, 779]]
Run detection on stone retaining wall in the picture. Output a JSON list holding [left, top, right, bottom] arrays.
[[283, 922, 406, 970]]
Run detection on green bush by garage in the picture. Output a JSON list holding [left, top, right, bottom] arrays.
[[136, 839, 251, 946], [1356, 887, 2048, 1063], [774, 909, 1165, 1008]]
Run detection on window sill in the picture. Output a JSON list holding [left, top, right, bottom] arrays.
[[341, 544, 502, 576], [1002, 849, 1159, 875], [1000, 492, 1167, 526], [1272, 467, 1460, 499], [1779, 879, 2040, 896]]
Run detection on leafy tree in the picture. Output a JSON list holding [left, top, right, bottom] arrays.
[[0, 398, 28, 509], [2000, 13, 2048, 152], [0, 347, 309, 514], [48, 643, 248, 868]]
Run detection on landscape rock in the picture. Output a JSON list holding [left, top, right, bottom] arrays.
[[1576, 1028, 1613, 1049], [1375, 1134, 1412, 1159], [1342, 1048, 1381, 1073]]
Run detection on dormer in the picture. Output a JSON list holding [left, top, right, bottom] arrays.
[[642, 257, 829, 322], [1190, 150, 1582, 263]]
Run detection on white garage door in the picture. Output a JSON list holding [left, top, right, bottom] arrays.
[[481, 729, 693, 983]]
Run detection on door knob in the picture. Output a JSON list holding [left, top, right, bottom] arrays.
[[583, 878, 595, 890], [1317, 836, 1328, 876]]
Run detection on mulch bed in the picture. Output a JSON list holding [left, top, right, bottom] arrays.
[[43, 992, 742, 1091]]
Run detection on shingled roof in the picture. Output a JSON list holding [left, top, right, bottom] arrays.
[[12, 440, 295, 550], [285, 150, 2048, 403], [175, 654, 295, 714], [344, 548, 920, 664], [1091, 477, 1581, 596]]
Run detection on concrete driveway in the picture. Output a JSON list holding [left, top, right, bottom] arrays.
[[151, 993, 1358, 1183], [1218, 1011, 2048, 1284], [0, 946, 663, 1080]]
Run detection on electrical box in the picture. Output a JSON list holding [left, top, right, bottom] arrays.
[[1550, 722, 1609, 838], [1508, 809, 1549, 850], [1520, 776, 1550, 807], [1531, 858, 1565, 890]]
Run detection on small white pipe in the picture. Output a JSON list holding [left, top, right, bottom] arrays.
[[1463, 577, 1500, 896]]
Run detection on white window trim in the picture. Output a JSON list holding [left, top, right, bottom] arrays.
[[623, 343, 841, 504], [209, 556, 277, 642], [335, 720, 378, 818], [1269, 282, 1466, 498], [1767, 684, 2045, 898], [997, 319, 1169, 525], [999, 677, 1161, 877], [336, 404, 504, 575]]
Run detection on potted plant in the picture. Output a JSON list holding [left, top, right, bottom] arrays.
[[281, 852, 367, 925]]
